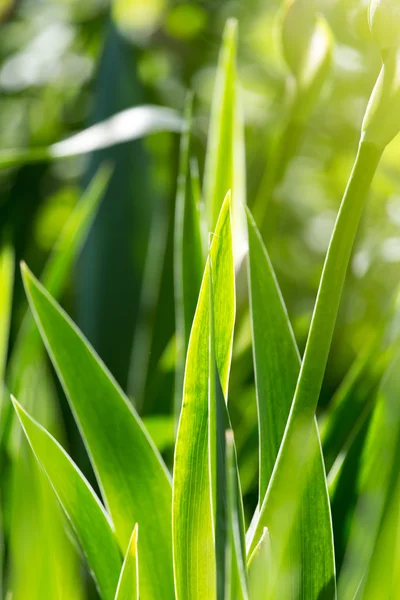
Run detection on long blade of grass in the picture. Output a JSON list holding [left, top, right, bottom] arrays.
[[21, 264, 174, 600], [338, 348, 400, 599], [0, 239, 13, 600], [225, 430, 249, 600], [208, 263, 228, 600], [173, 194, 235, 600], [203, 18, 246, 263], [247, 139, 382, 568], [115, 524, 139, 600], [174, 94, 204, 420], [0, 240, 14, 386], [8, 359, 84, 600], [246, 208, 335, 598], [0, 106, 183, 169], [11, 397, 122, 600], [208, 267, 247, 600]]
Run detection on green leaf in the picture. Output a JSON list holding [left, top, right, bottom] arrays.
[[174, 93, 204, 419], [0, 239, 13, 596], [0, 106, 183, 169], [8, 359, 85, 600], [203, 18, 246, 262], [115, 524, 139, 600], [11, 397, 122, 600], [338, 348, 400, 599], [173, 193, 235, 600], [21, 264, 174, 600], [246, 208, 335, 599], [225, 430, 249, 600], [248, 528, 272, 600], [247, 139, 382, 584], [0, 239, 14, 385], [208, 269, 247, 600]]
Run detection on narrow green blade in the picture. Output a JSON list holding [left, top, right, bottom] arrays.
[[115, 524, 139, 600], [0, 240, 14, 386], [8, 360, 84, 600], [208, 268, 247, 600], [0, 239, 13, 598], [248, 528, 272, 600], [173, 194, 235, 600], [21, 265, 174, 600], [174, 94, 204, 419], [11, 397, 121, 600], [208, 262, 227, 600], [203, 19, 246, 262], [225, 431, 249, 600], [338, 348, 400, 599], [246, 208, 335, 598]]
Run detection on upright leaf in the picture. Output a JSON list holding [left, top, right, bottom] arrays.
[[115, 525, 139, 600], [0, 240, 13, 386], [174, 94, 204, 419], [248, 528, 272, 600], [208, 269, 247, 600], [0, 239, 13, 600], [8, 362, 85, 600], [225, 431, 248, 600], [12, 398, 122, 600], [203, 18, 246, 263], [21, 265, 174, 600], [173, 194, 235, 600], [246, 208, 335, 598], [247, 137, 382, 587]]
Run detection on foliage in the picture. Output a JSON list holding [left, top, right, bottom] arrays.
[[1, 1, 400, 599]]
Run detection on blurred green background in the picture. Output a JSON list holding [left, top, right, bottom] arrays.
[[1, 0, 400, 597]]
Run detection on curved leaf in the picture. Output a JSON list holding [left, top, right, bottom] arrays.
[[115, 524, 139, 600], [173, 194, 235, 600], [11, 397, 121, 600], [21, 264, 174, 600], [246, 208, 335, 599]]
